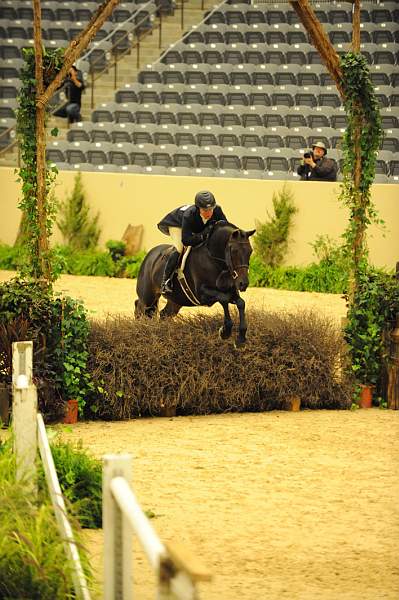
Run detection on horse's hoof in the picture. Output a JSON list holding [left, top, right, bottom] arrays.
[[234, 339, 246, 349], [219, 326, 231, 340]]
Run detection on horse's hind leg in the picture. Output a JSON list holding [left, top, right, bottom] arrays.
[[160, 299, 181, 319]]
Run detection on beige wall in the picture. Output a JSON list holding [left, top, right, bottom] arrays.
[[1, 166, 398, 269]]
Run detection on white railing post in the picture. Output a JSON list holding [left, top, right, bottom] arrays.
[[37, 413, 92, 600], [103, 454, 133, 599], [12, 341, 37, 496]]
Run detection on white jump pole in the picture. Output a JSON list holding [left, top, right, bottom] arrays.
[[103, 454, 134, 599], [12, 341, 37, 497]]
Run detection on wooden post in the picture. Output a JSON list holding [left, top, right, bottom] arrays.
[[33, 0, 51, 281], [103, 454, 133, 599], [12, 341, 37, 496]]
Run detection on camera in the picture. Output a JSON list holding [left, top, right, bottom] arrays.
[[303, 151, 314, 159]]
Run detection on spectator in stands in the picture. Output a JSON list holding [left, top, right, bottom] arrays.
[[54, 65, 84, 125], [157, 191, 228, 293], [297, 141, 337, 182]]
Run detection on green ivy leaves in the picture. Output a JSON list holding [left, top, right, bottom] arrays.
[[339, 52, 383, 264], [16, 47, 65, 281]]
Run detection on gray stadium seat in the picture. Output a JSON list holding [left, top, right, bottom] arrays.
[[380, 107, 399, 129], [371, 8, 393, 24], [87, 141, 112, 165], [91, 123, 115, 142], [153, 68, 181, 87], [174, 130, 195, 146], [225, 29, 245, 44], [255, 108, 280, 128], [262, 134, 283, 150], [185, 68, 208, 85], [132, 127, 153, 144], [219, 151, 242, 171], [130, 148, 152, 167], [195, 151, 218, 170], [139, 68, 162, 84], [205, 29, 225, 44]]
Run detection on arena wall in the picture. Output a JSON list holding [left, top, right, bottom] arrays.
[[1, 166, 398, 269]]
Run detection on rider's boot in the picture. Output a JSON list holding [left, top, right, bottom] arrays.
[[161, 250, 180, 293]]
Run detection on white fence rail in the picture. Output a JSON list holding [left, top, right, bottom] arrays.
[[12, 341, 210, 599], [103, 454, 211, 600], [12, 341, 91, 600]]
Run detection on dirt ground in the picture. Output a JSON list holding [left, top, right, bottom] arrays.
[[1, 270, 399, 599]]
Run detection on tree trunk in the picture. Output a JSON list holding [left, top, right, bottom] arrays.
[[38, 0, 121, 108], [348, 0, 364, 302], [33, 0, 51, 280], [289, 0, 343, 97], [22, 0, 120, 280]]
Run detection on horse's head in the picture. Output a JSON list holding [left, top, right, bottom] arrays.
[[226, 228, 255, 292]]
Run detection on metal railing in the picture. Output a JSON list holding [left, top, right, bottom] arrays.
[[0, 0, 192, 157]]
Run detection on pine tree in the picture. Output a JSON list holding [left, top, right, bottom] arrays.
[[253, 183, 297, 268], [57, 173, 101, 250]]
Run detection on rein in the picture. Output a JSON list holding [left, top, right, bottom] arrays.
[[207, 238, 249, 280]]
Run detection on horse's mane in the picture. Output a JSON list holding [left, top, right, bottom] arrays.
[[208, 220, 239, 238], [203, 221, 242, 255]]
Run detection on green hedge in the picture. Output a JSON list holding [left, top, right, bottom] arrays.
[[0, 243, 145, 279], [0, 243, 348, 293], [248, 255, 349, 294], [0, 243, 392, 296]]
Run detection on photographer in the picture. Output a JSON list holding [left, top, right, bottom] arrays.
[[297, 141, 337, 182], [54, 65, 84, 125]]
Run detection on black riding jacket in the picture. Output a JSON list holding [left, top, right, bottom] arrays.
[[297, 156, 337, 181], [158, 204, 228, 247]]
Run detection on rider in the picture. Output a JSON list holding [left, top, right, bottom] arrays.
[[157, 191, 228, 293]]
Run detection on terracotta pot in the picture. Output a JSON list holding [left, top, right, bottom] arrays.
[[359, 384, 374, 409], [63, 399, 79, 424]]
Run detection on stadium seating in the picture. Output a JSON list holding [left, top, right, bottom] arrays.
[[1, 0, 398, 180]]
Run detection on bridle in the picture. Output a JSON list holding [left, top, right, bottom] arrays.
[[207, 237, 250, 280]]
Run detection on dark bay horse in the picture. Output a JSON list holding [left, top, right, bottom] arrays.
[[135, 222, 255, 345]]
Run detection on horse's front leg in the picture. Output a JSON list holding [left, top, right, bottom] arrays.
[[234, 294, 247, 346], [219, 301, 234, 340]]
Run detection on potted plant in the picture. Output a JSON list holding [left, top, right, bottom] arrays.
[[344, 269, 399, 408]]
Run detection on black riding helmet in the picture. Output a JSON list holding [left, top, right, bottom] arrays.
[[195, 190, 216, 210]]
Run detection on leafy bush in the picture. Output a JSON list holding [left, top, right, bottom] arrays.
[[46, 438, 102, 529], [106, 239, 126, 262], [344, 269, 399, 392], [0, 279, 93, 420], [0, 438, 91, 599], [86, 310, 352, 420], [0, 243, 23, 270], [253, 183, 297, 267]]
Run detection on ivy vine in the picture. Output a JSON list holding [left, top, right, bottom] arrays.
[[339, 52, 383, 275], [16, 47, 64, 281]]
